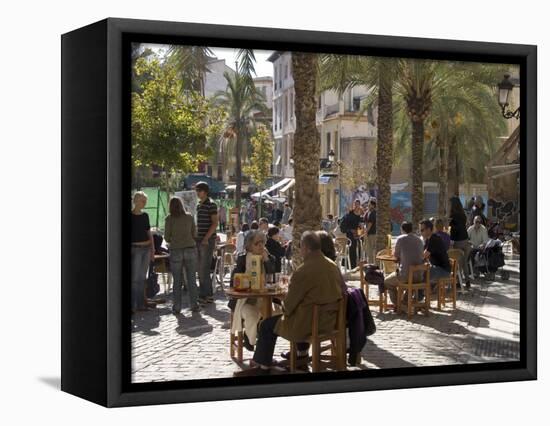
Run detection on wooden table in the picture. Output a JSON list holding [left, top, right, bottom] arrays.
[[375, 254, 398, 263], [225, 287, 287, 319], [226, 286, 288, 363]]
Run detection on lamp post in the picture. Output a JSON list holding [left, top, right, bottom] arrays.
[[329, 149, 343, 217], [496, 73, 521, 230], [497, 73, 520, 119]]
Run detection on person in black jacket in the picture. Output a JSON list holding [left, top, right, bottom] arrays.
[[340, 200, 364, 269], [265, 226, 286, 273], [449, 196, 472, 288]]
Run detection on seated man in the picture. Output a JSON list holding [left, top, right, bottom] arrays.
[[434, 218, 451, 251], [467, 215, 490, 271], [420, 219, 451, 294], [384, 221, 425, 305], [468, 215, 489, 249], [234, 231, 343, 376]]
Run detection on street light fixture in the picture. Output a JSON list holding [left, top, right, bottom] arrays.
[[497, 73, 520, 119], [328, 148, 335, 163]]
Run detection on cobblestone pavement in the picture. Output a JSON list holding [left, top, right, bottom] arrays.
[[131, 256, 520, 383]]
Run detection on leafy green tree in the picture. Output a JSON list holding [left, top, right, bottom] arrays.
[[244, 124, 274, 216], [132, 57, 225, 197]]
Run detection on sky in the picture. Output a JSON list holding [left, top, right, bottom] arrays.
[[142, 43, 274, 77]]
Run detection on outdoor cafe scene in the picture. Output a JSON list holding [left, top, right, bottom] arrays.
[[130, 43, 521, 381]]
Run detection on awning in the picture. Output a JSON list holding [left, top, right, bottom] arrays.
[[251, 177, 291, 200], [488, 163, 520, 179], [280, 178, 295, 193], [225, 184, 249, 192]]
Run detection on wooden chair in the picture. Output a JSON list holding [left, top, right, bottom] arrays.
[[396, 263, 431, 319], [359, 258, 386, 313], [448, 248, 465, 288], [436, 258, 458, 310], [154, 254, 172, 294], [229, 311, 244, 363], [289, 297, 347, 373], [378, 248, 398, 311], [386, 234, 392, 250], [334, 237, 352, 274]]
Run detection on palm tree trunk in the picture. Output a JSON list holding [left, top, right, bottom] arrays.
[[411, 120, 424, 226], [447, 134, 459, 198], [437, 135, 448, 218], [375, 63, 394, 251], [291, 52, 322, 267], [235, 128, 242, 209]]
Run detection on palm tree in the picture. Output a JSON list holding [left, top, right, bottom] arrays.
[[398, 59, 438, 225], [168, 46, 214, 96], [394, 62, 508, 217], [214, 71, 266, 209], [319, 54, 398, 251], [291, 52, 323, 266]]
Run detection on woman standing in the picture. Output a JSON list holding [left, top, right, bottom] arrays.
[[131, 191, 155, 313], [164, 197, 200, 314], [449, 196, 472, 289]]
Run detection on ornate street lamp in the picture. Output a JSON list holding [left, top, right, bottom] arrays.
[[328, 148, 335, 163], [497, 73, 520, 119]]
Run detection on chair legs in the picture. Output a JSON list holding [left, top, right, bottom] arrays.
[[437, 279, 457, 311], [229, 313, 243, 363]]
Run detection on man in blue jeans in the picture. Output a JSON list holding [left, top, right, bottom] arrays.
[[195, 181, 219, 304], [419, 219, 451, 300]]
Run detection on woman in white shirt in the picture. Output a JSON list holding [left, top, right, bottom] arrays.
[[235, 223, 250, 255]]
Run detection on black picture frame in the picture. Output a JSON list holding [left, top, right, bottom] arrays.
[[61, 17, 537, 407]]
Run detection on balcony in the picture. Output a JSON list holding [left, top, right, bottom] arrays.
[[325, 103, 340, 117]]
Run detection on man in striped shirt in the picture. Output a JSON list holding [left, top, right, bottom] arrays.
[[195, 181, 219, 303]]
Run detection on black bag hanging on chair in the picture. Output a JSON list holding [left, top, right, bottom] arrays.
[[146, 261, 160, 299]]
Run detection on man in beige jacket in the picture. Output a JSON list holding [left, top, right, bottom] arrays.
[[235, 230, 343, 376]]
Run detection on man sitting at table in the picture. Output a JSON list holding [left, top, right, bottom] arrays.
[[234, 231, 343, 376], [383, 221, 425, 305], [420, 219, 451, 298]]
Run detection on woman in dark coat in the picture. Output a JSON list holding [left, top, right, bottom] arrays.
[[265, 226, 286, 273], [449, 196, 472, 289]]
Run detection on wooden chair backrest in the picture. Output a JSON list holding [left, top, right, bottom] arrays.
[[376, 248, 397, 274], [447, 248, 464, 263], [386, 234, 392, 250], [311, 297, 345, 340], [407, 263, 430, 286]]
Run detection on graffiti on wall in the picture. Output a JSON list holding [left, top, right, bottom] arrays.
[[488, 198, 519, 224]]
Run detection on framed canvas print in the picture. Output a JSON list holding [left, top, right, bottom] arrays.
[[61, 18, 536, 407]]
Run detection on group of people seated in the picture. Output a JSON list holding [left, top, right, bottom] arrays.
[[383, 195, 494, 305], [231, 230, 347, 376], [235, 217, 294, 271]]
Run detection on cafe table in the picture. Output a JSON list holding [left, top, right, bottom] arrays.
[[225, 285, 287, 319], [226, 284, 288, 363]]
